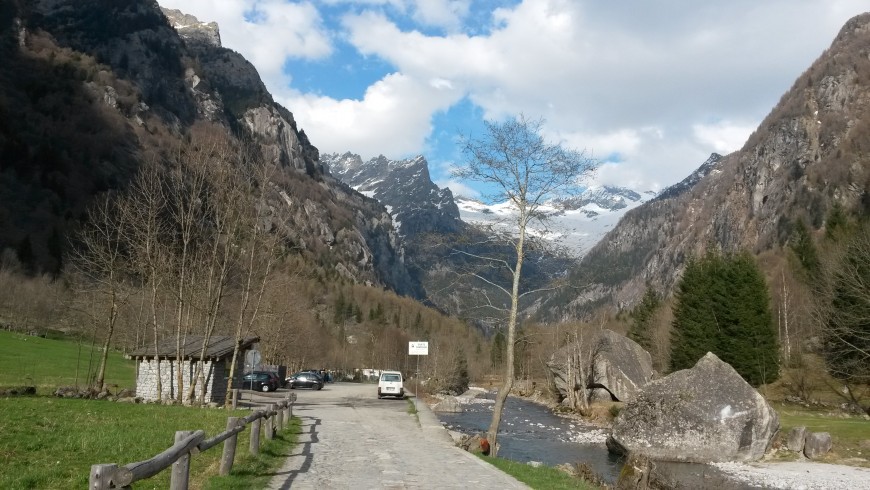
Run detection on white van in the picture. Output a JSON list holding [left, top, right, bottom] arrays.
[[377, 371, 404, 399]]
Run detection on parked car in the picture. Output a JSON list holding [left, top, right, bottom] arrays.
[[377, 371, 404, 399], [286, 371, 324, 390], [243, 371, 280, 392], [263, 371, 281, 389]]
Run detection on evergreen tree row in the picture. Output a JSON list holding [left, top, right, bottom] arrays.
[[670, 250, 779, 386]]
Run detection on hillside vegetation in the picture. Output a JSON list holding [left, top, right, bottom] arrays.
[[0, 0, 490, 402]]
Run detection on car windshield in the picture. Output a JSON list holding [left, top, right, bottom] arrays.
[[382, 374, 400, 382]]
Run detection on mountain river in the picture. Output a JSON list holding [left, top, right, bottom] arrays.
[[434, 391, 762, 488]]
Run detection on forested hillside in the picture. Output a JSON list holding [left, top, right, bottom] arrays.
[[0, 0, 484, 401]]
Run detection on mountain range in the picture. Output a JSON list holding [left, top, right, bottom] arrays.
[[1, 1, 867, 329], [540, 13, 870, 319]]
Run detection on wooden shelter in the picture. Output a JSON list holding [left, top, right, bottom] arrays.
[[127, 335, 259, 404]]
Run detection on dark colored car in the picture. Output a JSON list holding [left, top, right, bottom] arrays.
[[286, 371, 324, 390], [263, 372, 281, 389], [243, 371, 280, 392]]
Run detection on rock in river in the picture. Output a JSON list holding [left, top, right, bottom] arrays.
[[548, 329, 654, 404], [433, 396, 462, 413], [606, 352, 779, 462], [589, 329, 654, 402]]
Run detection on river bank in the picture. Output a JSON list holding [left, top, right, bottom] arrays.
[[431, 386, 870, 489]]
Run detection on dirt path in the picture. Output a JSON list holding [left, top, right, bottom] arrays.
[[266, 382, 528, 489]]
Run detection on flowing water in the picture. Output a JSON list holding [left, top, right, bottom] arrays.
[[436, 392, 623, 483], [435, 392, 760, 488]]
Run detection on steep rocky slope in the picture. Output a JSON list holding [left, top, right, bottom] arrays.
[[546, 13, 870, 319], [0, 1, 416, 294], [322, 152, 570, 324], [323, 153, 463, 238]]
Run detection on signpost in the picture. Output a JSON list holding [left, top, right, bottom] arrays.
[[408, 341, 428, 411]]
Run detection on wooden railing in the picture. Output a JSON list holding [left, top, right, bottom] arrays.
[[89, 392, 298, 489]]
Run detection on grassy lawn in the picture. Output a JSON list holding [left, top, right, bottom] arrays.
[[205, 417, 300, 489], [0, 331, 134, 392], [774, 403, 870, 466], [0, 396, 298, 489], [478, 455, 602, 489]]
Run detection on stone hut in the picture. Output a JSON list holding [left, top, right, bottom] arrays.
[[127, 335, 258, 404]]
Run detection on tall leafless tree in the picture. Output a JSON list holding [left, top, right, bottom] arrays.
[[453, 115, 595, 455], [815, 225, 870, 413], [123, 158, 170, 401], [69, 193, 130, 391]]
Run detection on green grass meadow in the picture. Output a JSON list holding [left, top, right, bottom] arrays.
[[775, 404, 870, 466], [0, 332, 299, 488], [478, 455, 602, 489], [0, 331, 135, 392], [0, 396, 299, 489]]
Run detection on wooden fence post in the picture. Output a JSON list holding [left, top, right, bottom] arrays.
[[90, 463, 118, 489], [219, 417, 239, 476], [170, 431, 193, 490], [249, 415, 261, 455], [276, 403, 284, 432], [265, 404, 275, 440], [231, 389, 238, 409]]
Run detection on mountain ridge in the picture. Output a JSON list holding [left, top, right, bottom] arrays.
[[543, 12, 870, 319], [0, 1, 418, 295]]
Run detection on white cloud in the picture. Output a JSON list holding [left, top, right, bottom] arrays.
[[331, 0, 866, 189], [410, 0, 471, 31], [692, 121, 756, 155], [278, 72, 463, 158], [159, 0, 869, 192], [435, 179, 480, 199]]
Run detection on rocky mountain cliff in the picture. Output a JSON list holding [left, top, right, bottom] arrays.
[[322, 153, 463, 238], [0, 0, 417, 295], [544, 12, 870, 319], [322, 152, 570, 324]]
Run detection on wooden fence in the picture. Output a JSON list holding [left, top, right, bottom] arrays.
[[89, 392, 298, 489]]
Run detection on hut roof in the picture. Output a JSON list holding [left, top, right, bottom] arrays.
[[127, 335, 259, 360]]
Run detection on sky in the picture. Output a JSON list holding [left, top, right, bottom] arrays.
[[157, 0, 867, 199]]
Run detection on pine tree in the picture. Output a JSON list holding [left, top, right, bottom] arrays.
[[491, 329, 505, 368], [670, 250, 779, 385], [716, 253, 778, 385], [628, 286, 661, 350], [333, 292, 346, 324], [825, 201, 849, 240], [670, 256, 718, 371], [790, 219, 820, 278]]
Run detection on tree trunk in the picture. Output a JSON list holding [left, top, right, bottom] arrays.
[[486, 224, 526, 456], [151, 282, 162, 402], [94, 286, 118, 391]]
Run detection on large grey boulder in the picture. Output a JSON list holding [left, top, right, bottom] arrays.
[[548, 329, 654, 404], [432, 396, 462, 413], [804, 432, 833, 459], [786, 426, 807, 452], [548, 340, 589, 406], [590, 329, 654, 402], [607, 352, 779, 462]]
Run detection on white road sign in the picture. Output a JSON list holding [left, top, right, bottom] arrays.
[[408, 341, 429, 355]]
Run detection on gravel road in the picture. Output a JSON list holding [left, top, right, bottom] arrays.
[[266, 382, 528, 489]]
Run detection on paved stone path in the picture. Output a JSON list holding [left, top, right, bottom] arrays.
[[266, 382, 528, 489]]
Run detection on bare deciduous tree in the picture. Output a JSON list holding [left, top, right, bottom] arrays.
[[70, 193, 130, 391], [453, 115, 595, 456], [815, 225, 870, 413]]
